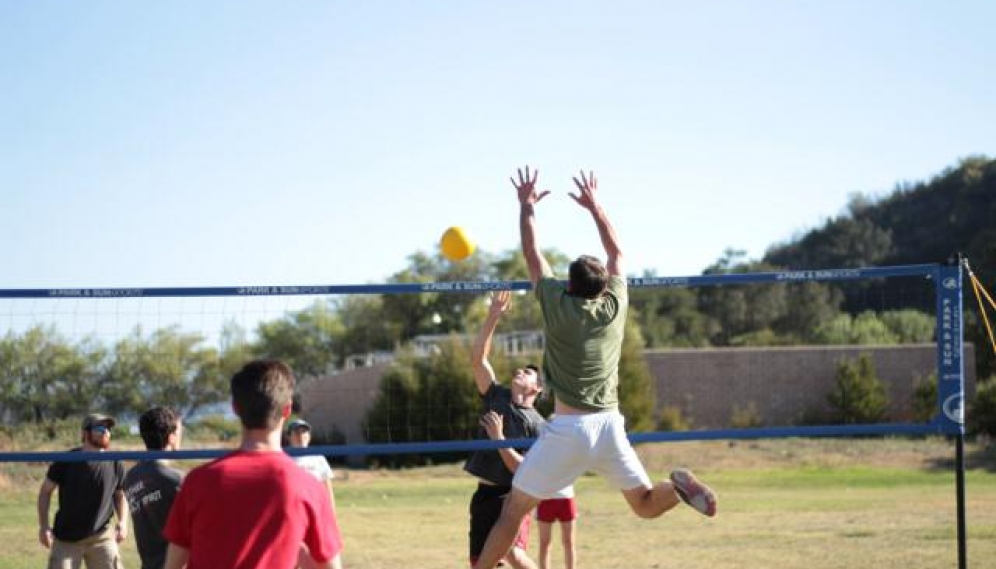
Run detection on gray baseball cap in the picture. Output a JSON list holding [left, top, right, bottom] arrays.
[[81, 413, 116, 430], [287, 418, 312, 433]]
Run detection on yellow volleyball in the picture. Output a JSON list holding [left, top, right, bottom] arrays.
[[440, 226, 475, 261]]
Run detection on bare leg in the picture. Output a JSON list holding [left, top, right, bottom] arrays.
[[538, 521, 553, 569], [560, 520, 576, 569], [621, 480, 680, 518], [472, 488, 540, 569], [505, 545, 538, 569]]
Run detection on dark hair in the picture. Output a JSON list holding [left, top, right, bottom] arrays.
[[525, 364, 543, 390], [568, 255, 609, 299], [231, 360, 296, 430], [139, 406, 179, 451]]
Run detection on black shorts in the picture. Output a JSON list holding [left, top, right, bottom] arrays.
[[468, 483, 532, 561]]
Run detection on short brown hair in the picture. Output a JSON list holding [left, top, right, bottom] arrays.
[[230, 360, 296, 430], [139, 406, 179, 450], [568, 255, 609, 299]]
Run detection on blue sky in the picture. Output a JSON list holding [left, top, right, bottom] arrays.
[[2, 0, 993, 290]]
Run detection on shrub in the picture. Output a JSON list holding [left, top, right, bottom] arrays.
[[657, 405, 690, 431], [912, 372, 938, 423], [969, 378, 996, 437], [188, 414, 241, 441], [827, 354, 889, 424], [730, 402, 763, 428]]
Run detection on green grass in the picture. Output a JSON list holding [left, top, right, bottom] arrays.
[[2, 438, 995, 569]]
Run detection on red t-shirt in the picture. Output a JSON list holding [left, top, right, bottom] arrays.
[[164, 450, 342, 569]]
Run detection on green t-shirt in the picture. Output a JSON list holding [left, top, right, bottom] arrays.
[[536, 275, 627, 411]]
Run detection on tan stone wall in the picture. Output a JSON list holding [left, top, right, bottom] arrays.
[[647, 344, 976, 428], [299, 345, 977, 445], [299, 363, 389, 446]]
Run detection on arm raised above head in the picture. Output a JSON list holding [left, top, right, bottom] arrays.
[[470, 290, 511, 395], [569, 170, 623, 277], [511, 166, 553, 285]]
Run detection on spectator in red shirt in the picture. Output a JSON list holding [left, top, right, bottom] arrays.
[[163, 360, 343, 569]]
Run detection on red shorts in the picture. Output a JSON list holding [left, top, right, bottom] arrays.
[[537, 497, 577, 523]]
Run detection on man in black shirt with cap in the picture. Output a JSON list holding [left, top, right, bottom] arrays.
[[37, 412, 128, 569]]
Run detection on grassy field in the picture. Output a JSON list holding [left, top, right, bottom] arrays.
[[2, 437, 994, 568]]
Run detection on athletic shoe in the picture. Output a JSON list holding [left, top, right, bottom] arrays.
[[670, 468, 717, 517]]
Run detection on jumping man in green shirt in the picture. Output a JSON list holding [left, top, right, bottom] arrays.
[[472, 167, 718, 569]]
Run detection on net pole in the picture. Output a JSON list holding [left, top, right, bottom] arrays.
[[952, 256, 968, 569], [955, 432, 967, 569], [935, 258, 968, 569]]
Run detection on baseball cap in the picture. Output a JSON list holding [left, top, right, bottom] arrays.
[[287, 418, 312, 433], [82, 413, 116, 430]]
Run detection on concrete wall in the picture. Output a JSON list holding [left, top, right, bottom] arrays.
[[647, 344, 976, 428], [299, 345, 977, 444], [299, 363, 389, 446]]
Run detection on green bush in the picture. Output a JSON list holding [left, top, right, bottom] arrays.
[[657, 405, 691, 431], [969, 378, 996, 437], [188, 414, 241, 442], [730, 402, 763, 428], [827, 354, 889, 424], [912, 373, 938, 423]]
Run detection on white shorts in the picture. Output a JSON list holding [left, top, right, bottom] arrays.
[[513, 410, 651, 499]]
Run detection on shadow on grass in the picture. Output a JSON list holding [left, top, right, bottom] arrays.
[[924, 440, 996, 473]]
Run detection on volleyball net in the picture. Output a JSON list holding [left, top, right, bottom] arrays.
[[0, 261, 968, 465]]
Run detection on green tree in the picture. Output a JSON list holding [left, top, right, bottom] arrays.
[[912, 373, 937, 423], [618, 316, 656, 431], [827, 354, 889, 424], [630, 280, 714, 348], [362, 340, 479, 466], [104, 327, 229, 419], [813, 312, 900, 345], [968, 377, 996, 437], [0, 326, 104, 424], [880, 310, 935, 343], [254, 301, 344, 379], [334, 295, 398, 360]]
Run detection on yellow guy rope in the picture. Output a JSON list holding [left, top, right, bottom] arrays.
[[963, 258, 996, 358]]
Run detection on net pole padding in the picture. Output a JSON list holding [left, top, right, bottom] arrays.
[[942, 257, 968, 569]]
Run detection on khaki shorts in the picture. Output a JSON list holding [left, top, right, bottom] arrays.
[[48, 526, 123, 569]]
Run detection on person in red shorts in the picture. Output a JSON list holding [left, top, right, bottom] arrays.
[[536, 491, 577, 569], [163, 360, 343, 569]]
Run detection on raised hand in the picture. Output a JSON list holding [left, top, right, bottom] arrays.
[[569, 169, 599, 211], [488, 290, 511, 317], [480, 411, 505, 440], [510, 165, 550, 206]]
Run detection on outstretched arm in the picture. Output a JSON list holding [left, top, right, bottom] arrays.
[[471, 290, 511, 395], [570, 170, 623, 276], [511, 166, 552, 285]]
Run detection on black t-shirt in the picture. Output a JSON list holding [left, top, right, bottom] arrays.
[[463, 383, 546, 486], [46, 449, 125, 542], [123, 460, 184, 569]]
